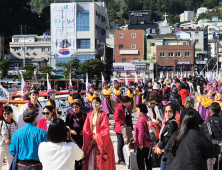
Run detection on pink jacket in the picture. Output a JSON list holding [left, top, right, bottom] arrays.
[[134, 114, 151, 148]]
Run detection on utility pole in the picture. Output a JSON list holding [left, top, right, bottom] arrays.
[[23, 36, 26, 67], [24, 25, 27, 35], [20, 25, 23, 35], [217, 26, 220, 78]]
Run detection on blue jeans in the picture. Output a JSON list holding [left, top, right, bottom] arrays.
[[160, 156, 166, 170]]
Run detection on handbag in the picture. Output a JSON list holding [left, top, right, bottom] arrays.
[[154, 144, 164, 154], [121, 126, 133, 144], [9, 153, 18, 170]]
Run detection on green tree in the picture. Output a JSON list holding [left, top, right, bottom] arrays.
[[0, 59, 11, 78], [21, 63, 36, 80], [41, 65, 53, 79], [78, 59, 105, 79]]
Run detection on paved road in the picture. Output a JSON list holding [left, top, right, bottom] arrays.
[[2, 111, 160, 170]]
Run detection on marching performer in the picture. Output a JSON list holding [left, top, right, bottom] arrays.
[[22, 84, 31, 100], [46, 89, 58, 119], [136, 80, 142, 105], [214, 86, 222, 114], [68, 85, 75, 106], [102, 81, 113, 117], [127, 82, 134, 110], [17, 89, 43, 129], [87, 84, 97, 112], [196, 86, 215, 121], [113, 80, 122, 103]]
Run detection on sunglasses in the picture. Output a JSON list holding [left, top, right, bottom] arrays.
[[165, 110, 173, 114], [3, 112, 11, 115], [42, 112, 50, 115], [72, 106, 79, 109], [150, 103, 156, 105]]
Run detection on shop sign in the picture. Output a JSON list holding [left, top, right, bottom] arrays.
[[113, 66, 124, 71], [124, 65, 135, 70], [135, 65, 147, 70]]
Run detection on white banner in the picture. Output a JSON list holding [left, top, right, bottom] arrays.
[[21, 75, 25, 97], [101, 72, 104, 83], [47, 74, 51, 90], [0, 85, 9, 100], [86, 73, 88, 93], [69, 73, 72, 85], [125, 72, 128, 86], [51, 3, 77, 57]]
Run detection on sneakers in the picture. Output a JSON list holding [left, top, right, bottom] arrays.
[[118, 160, 125, 165]]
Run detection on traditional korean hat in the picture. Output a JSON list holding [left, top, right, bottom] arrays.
[[23, 84, 30, 91], [47, 89, 56, 95], [207, 82, 212, 87], [203, 84, 207, 88], [68, 85, 74, 90], [209, 86, 216, 93], [128, 82, 132, 86], [218, 86, 222, 93], [114, 80, 118, 84], [102, 81, 107, 86], [213, 80, 218, 84], [87, 84, 93, 89]]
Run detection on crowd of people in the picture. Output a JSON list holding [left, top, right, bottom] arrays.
[[0, 75, 222, 170]]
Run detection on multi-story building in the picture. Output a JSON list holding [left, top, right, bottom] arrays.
[[9, 34, 51, 68], [128, 10, 159, 34], [180, 11, 195, 22], [156, 40, 195, 76], [114, 29, 154, 81], [52, 2, 107, 71], [0, 36, 4, 59]]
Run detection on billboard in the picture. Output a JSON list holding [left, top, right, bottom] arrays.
[[51, 3, 77, 57]]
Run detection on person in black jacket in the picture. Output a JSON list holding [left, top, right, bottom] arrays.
[[156, 103, 178, 170], [180, 96, 203, 125], [66, 99, 86, 170], [201, 102, 222, 170], [143, 80, 153, 103], [169, 87, 182, 113], [163, 110, 221, 170]]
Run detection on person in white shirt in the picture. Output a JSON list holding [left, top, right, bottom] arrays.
[[17, 89, 43, 129], [38, 118, 84, 170], [146, 96, 162, 124], [188, 78, 194, 94], [0, 106, 18, 170]]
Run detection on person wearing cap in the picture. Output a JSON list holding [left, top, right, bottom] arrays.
[[135, 81, 143, 105], [9, 109, 47, 170], [127, 82, 134, 110], [180, 96, 203, 125], [46, 89, 57, 119], [113, 80, 123, 103], [0, 106, 17, 170], [149, 83, 162, 103], [17, 89, 43, 129], [38, 106, 54, 132], [196, 86, 215, 121], [87, 84, 97, 112], [22, 84, 31, 100], [203, 82, 212, 95], [102, 81, 113, 117], [65, 99, 86, 170]]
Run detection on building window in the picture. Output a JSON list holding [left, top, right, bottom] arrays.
[[131, 44, 136, 49], [122, 58, 126, 63], [177, 35, 180, 38], [166, 42, 170, 45], [131, 33, 136, 38], [182, 66, 192, 71], [119, 44, 123, 49], [134, 58, 138, 60], [119, 33, 123, 38], [77, 11, 90, 31], [183, 42, 187, 45], [168, 52, 174, 57], [175, 52, 181, 57], [28, 48, 34, 51], [42, 48, 45, 52], [164, 66, 174, 72], [185, 52, 190, 57], [150, 43, 155, 46], [195, 31, 199, 35], [160, 52, 165, 57], [77, 39, 90, 49], [195, 39, 199, 44], [152, 29, 155, 33]]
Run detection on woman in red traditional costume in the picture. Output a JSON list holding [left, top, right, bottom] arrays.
[[82, 97, 116, 170]]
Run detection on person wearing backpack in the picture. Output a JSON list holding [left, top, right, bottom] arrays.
[[201, 102, 222, 170], [134, 104, 153, 170], [178, 83, 191, 106], [0, 106, 18, 170], [169, 87, 182, 113], [156, 103, 178, 170]]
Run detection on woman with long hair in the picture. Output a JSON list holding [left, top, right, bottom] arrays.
[[82, 97, 116, 170], [163, 111, 221, 170]]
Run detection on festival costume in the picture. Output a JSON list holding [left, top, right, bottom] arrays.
[[113, 88, 122, 103], [127, 88, 134, 110], [196, 95, 214, 121], [46, 98, 58, 119], [102, 88, 113, 115], [87, 93, 97, 112], [136, 86, 142, 105], [82, 110, 116, 170]]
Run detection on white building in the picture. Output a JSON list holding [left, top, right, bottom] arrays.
[[180, 11, 195, 22], [196, 7, 208, 18], [113, 61, 154, 83], [175, 31, 191, 40], [51, 2, 107, 72]]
